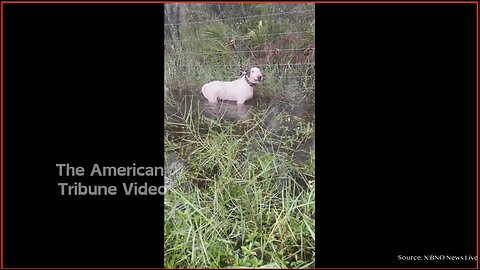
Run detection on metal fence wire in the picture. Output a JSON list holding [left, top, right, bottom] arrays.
[[164, 4, 315, 95]]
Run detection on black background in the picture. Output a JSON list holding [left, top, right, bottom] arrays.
[[2, 2, 477, 269], [3, 4, 164, 268], [316, 3, 477, 269]]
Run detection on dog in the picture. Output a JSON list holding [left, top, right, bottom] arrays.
[[201, 67, 263, 105]]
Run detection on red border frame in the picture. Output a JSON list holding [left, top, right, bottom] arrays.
[[0, 1, 478, 269]]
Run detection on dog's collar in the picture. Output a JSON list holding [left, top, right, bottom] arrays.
[[244, 75, 258, 87]]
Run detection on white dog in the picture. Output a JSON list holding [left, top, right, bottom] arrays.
[[201, 67, 263, 105]]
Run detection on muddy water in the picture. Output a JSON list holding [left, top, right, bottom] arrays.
[[164, 90, 315, 191], [165, 93, 315, 126]]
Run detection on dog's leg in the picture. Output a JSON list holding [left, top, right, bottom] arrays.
[[202, 85, 218, 103]]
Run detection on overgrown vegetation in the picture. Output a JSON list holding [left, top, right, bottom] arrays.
[[164, 96, 315, 268], [164, 4, 315, 268]]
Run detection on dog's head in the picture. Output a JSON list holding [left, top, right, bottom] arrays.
[[245, 67, 263, 84]]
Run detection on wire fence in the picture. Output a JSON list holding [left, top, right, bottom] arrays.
[[164, 31, 311, 43], [169, 48, 315, 56], [171, 63, 316, 68], [164, 4, 315, 96], [164, 9, 314, 26]]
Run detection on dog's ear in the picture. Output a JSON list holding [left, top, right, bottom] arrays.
[[246, 68, 251, 78]]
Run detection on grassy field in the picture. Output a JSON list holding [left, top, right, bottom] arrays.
[[164, 4, 315, 268]]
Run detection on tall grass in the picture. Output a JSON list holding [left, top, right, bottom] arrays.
[[164, 96, 315, 268]]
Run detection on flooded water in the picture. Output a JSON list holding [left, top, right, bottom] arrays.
[[166, 92, 314, 121], [164, 89, 315, 192]]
